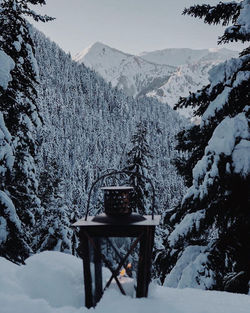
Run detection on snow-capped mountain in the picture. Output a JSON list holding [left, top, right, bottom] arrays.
[[74, 42, 176, 97], [74, 43, 238, 119], [139, 47, 238, 67], [143, 48, 238, 119]]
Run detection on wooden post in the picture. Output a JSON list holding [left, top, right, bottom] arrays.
[[94, 238, 103, 306], [81, 231, 93, 308], [136, 226, 155, 297]]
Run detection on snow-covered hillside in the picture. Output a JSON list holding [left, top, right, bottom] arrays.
[[74, 44, 238, 119], [74, 42, 176, 97], [147, 61, 214, 120], [1, 252, 249, 313]]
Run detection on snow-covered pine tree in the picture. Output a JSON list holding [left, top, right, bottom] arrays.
[[0, 0, 53, 263], [0, 110, 29, 263], [36, 157, 73, 253], [163, 0, 250, 293], [124, 121, 153, 215]]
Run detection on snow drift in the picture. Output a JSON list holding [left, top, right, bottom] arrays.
[[0, 251, 249, 313]]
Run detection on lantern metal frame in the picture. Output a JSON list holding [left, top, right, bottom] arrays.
[[73, 170, 160, 308]]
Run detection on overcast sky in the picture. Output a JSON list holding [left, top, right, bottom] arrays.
[[31, 0, 246, 56]]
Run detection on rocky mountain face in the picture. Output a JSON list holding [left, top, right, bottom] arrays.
[[74, 43, 238, 119]]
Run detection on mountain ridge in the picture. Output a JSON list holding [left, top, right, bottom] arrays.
[[74, 41, 133, 62], [139, 47, 238, 66], [74, 41, 176, 97], [74, 42, 238, 119]]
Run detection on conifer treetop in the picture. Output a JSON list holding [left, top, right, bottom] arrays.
[[0, 0, 54, 23]]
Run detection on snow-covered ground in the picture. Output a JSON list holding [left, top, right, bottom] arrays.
[[1, 251, 249, 313]]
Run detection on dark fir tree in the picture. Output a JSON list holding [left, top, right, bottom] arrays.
[[163, 0, 250, 293], [0, 0, 53, 263], [124, 121, 153, 215]]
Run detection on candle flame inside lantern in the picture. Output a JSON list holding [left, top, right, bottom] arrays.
[[120, 268, 126, 276], [127, 263, 132, 269], [120, 263, 132, 277]]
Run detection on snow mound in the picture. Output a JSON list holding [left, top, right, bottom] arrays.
[[164, 245, 214, 290], [0, 251, 249, 313], [0, 252, 84, 313]]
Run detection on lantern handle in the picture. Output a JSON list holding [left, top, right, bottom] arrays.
[[85, 170, 155, 221]]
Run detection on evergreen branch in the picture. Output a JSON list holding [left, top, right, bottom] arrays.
[[19, 1, 55, 22], [219, 27, 250, 44], [239, 46, 250, 57], [21, 9, 55, 22], [182, 2, 240, 26], [174, 84, 211, 115], [24, 0, 47, 4]]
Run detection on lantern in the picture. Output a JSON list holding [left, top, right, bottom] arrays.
[[73, 171, 160, 308], [101, 186, 134, 216]]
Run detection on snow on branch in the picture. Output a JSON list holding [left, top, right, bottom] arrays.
[[183, 1, 250, 44], [0, 49, 15, 90], [168, 210, 205, 246], [219, 0, 250, 43], [184, 111, 249, 202]]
